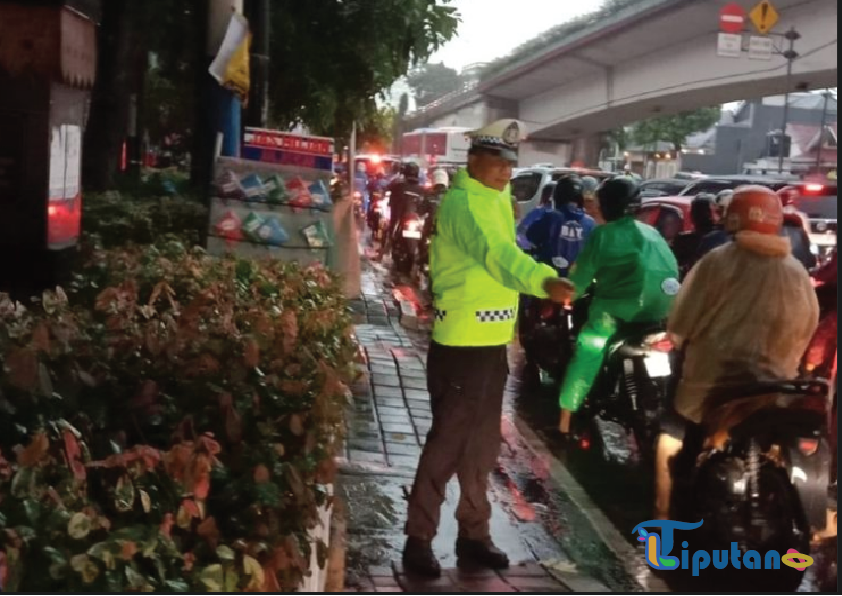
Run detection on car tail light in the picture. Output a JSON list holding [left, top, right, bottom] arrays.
[[644, 333, 673, 352], [47, 199, 82, 248], [805, 183, 825, 193], [798, 438, 819, 456], [579, 435, 591, 450]]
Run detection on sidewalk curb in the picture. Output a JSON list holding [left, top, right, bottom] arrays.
[[513, 415, 671, 593]]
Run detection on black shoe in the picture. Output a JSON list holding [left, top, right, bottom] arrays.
[[402, 537, 442, 578], [456, 538, 510, 570]]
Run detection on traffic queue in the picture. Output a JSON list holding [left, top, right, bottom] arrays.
[[362, 120, 836, 589]]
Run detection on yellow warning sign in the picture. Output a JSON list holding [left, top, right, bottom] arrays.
[[750, 0, 779, 35]]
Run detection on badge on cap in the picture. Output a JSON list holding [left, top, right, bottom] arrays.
[[503, 121, 520, 145]]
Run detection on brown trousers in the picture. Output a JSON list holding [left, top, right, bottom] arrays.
[[405, 341, 509, 541]]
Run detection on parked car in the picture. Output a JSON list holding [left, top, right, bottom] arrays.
[[511, 167, 612, 221], [639, 178, 691, 198], [638, 194, 815, 267], [678, 175, 794, 197], [781, 181, 837, 264], [636, 197, 695, 245]]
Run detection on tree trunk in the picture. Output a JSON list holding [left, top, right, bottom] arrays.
[[127, 48, 148, 180], [82, 0, 133, 191], [190, 0, 212, 194], [673, 141, 683, 173]]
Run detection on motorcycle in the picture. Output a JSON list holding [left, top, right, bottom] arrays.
[[574, 320, 674, 459], [391, 190, 423, 276], [417, 192, 442, 291], [368, 190, 390, 244], [519, 295, 582, 387], [670, 378, 832, 589]]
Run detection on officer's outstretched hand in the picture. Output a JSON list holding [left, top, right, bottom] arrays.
[[543, 278, 574, 304]]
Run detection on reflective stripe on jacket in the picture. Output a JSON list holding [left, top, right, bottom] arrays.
[[430, 169, 557, 346]]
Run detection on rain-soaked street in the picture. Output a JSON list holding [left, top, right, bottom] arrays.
[[339, 248, 837, 593], [339, 256, 636, 592], [512, 342, 838, 593]]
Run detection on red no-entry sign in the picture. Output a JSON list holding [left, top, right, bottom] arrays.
[[720, 3, 746, 33]]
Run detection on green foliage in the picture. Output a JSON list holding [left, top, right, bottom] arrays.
[[0, 241, 357, 592], [133, 0, 200, 148], [606, 127, 631, 152], [481, 0, 647, 80], [82, 192, 208, 249], [144, 68, 194, 147], [407, 62, 464, 105], [268, 0, 459, 134], [631, 107, 721, 151]]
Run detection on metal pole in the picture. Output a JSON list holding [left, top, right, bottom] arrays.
[[815, 88, 830, 174], [349, 121, 357, 192], [778, 28, 800, 174], [208, 0, 244, 158]]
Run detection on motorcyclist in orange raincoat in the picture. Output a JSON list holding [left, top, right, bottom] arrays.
[[653, 185, 820, 519]]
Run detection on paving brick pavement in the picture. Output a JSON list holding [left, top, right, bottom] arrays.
[[339, 258, 576, 593]]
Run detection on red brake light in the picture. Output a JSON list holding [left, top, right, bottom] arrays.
[[798, 438, 819, 456], [644, 334, 673, 352], [651, 339, 673, 352], [805, 183, 825, 193], [579, 436, 591, 450]]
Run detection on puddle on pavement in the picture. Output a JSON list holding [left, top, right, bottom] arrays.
[[338, 473, 404, 578]]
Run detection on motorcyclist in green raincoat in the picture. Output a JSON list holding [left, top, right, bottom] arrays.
[[558, 177, 680, 434]]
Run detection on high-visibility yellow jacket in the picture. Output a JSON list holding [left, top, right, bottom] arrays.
[[430, 169, 557, 346]]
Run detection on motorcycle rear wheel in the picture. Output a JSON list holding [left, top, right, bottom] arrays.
[[691, 457, 808, 590]]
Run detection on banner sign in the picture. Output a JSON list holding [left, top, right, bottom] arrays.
[[242, 127, 334, 172]]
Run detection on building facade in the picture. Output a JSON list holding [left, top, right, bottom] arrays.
[[682, 93, 837, 176]]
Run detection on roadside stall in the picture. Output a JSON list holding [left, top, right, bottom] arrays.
[[206, 126, 360, 298], [207, 127, 336, 266]]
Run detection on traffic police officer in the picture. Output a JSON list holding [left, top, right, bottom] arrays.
[[403, 120, 571, 577]]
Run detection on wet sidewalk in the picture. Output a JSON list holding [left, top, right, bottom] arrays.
[[338, 256, 613, 593]]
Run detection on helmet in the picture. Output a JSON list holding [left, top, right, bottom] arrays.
[[553, 176, 585, 208], [432, 168, 449, 187], [580, 176, 599, 196], [690, 194, 716, 230], [725, 185, 783, 235], [402, 162, 420, 181], [598, 177, 641, 221]]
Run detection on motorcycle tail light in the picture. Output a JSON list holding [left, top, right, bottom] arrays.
[[798, 438, 819, 456], [403, 217, 422, 231], [644, 333, 673, 352], [579, 436, 591, 450]]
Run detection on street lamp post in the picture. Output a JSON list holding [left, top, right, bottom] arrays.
[[777, 27, 801, 174]]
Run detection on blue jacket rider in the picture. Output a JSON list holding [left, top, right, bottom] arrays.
[[525, 177, 596, 275]]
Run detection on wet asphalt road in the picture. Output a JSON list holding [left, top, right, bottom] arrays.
[[511, 351, 837, 593]]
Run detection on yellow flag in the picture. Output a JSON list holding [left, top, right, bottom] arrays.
[[224, 32, 251, 102]]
